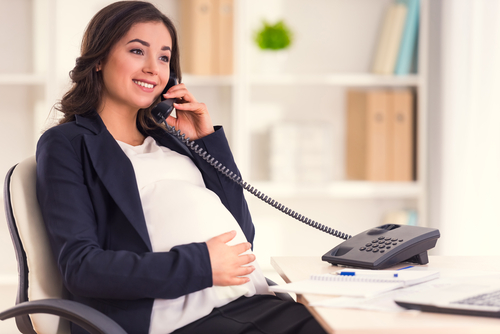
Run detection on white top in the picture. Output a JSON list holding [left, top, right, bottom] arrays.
[[116, 136, 270, 334]]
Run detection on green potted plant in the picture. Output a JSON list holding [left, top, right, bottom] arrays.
[[253, 20, 293, 73]]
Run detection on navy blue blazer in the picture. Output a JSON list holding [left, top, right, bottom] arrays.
[[36, 113, 254, 333]]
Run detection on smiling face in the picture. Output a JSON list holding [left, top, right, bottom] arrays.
[[98, 21, 172, 115]]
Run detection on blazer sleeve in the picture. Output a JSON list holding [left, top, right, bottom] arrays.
[[36, 127, 213, 300]]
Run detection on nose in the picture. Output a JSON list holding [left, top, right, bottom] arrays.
[[143, 55, 159, 75]]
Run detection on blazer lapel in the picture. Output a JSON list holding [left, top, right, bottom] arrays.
[[77, 115, 153, 251]]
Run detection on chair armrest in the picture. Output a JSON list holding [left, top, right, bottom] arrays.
[[0, 299, 127, 334], [266, 277, 295, 302]]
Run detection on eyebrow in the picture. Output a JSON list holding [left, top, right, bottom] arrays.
[[127, 38, 171, 51]]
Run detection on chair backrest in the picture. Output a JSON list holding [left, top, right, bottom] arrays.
[[5, 156, 69, 334]]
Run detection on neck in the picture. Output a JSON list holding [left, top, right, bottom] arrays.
[[99, 106, 145, 146]]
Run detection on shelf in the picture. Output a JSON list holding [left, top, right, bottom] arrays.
[[246, 181, 422, 199], [0, 74, 46, 86], [182, 74, 236, 86], [248, 73, 421, 87]]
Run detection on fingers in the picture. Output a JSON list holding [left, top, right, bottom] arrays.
[[215, 230, 237, 244], [206, 231, 256, 287], [163, 83, 196, 102], [172, 101, 206, 113]]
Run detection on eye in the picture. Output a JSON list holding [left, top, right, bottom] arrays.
[[160, 55, 170, 63], [131, 49, 144, 55]]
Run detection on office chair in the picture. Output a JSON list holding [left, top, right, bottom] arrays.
[[0, 156, 292, 333], [0, 156, 126, 334]]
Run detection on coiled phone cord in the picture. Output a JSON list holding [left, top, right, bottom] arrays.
[[156, 115, 351, 240]]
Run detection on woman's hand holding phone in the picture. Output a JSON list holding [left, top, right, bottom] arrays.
[[162, 83, 214, 140]]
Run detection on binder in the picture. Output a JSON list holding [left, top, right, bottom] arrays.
[[366, 90, 390, 181], [388, 89, 414, 181], [180, 0, 215, 75], [346, 90, 368, 180], [180, 0, 234, 75], [213, 0, 234, 75], [346, 90, 390, 181]]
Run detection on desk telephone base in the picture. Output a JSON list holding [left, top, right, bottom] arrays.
[[322, 224, 440, 269]]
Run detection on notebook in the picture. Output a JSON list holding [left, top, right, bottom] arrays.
[[269, 269, 439, 298], [395, 276, 500, 318]]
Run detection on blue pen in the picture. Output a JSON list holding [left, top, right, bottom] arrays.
[[397, 266, 414, 270], [338, 271, 399, 278]]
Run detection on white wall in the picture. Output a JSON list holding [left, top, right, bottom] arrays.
[[429, 0, 500, 256]]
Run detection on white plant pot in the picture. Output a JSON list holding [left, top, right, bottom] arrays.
[[258, 50, 289, 74]]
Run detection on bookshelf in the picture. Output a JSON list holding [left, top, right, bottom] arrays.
[[179, 0, 429, 266]]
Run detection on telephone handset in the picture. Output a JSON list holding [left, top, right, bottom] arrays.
[[151, 75, 440, 270], [152, 73, 178, 122]]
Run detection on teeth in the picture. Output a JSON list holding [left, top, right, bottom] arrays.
[[133, 80, 154, 89]]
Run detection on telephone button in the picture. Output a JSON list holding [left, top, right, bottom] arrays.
[[365, 243, 372, 247], [359, 247, 366, 251], [380, 250, 385, 253], [392, 242, 398, 245], [385, 241, 392, 245], [366, 247, 372, 252], [378, 240, 385, 244], [386, 246, 391, 249], [399, 239, 404, 242], [372, 239, 378, 243], [392, 238, 398, 241], [372, 248, 379, 252], [378, 237, 385, 240], [372, 244, 379, 248]]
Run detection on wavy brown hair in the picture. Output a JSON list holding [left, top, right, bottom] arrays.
[[56, 1, 181, 130]]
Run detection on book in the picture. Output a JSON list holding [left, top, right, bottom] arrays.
[[345, 89, 390, 181], [395, 0, 420, 75], [180, 0, 215, 75], [387, 89, 415, 181], [378, 2, 408, 74], [372, 3, 397, 74], [269, 269, 439, 298]]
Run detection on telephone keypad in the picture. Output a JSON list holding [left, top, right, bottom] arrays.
[[360, 237, 403, 253]]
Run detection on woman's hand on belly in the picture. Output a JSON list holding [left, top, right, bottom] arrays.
[[206, 230, 256, 286]]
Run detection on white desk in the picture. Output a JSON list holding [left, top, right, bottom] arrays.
[[271, 256, 500, 334]]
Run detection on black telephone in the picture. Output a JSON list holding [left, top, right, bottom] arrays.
[[151, 75, 440, 270], [322, 224, 440, 269]]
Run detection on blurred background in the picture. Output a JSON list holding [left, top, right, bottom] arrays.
[[1, 0, 499, 331]]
